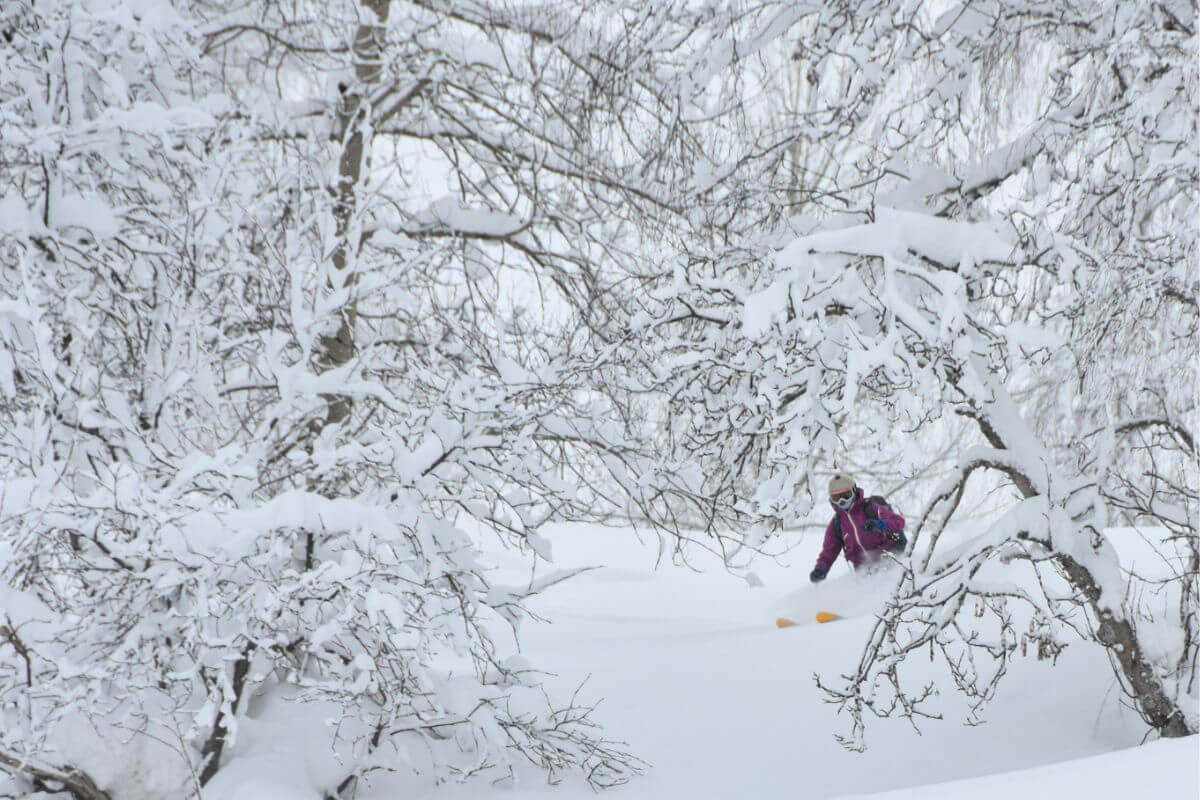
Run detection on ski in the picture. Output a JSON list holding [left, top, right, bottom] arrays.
[[775, 611, 841, 628]]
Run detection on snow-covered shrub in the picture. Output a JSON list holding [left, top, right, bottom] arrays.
[[0, 0, 742, 794]]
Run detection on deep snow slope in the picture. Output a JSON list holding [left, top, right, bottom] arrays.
[[413, 522, 1198, 800]]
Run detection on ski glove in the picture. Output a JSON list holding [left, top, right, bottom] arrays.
[[866, 518, 888, 533], [887, 530, 907, 548], [809, 566, 827, 583]]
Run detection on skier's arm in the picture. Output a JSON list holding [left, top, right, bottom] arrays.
[[876, 504, 905, 532], [814, 519, 842, 573], [864, 504, 907, 550]]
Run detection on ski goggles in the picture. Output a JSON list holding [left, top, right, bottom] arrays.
[[831, 489, 855, 508]]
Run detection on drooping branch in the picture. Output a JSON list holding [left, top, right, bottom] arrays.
[[1111, 417, 1196, 456], [0, 751, 112, 800]]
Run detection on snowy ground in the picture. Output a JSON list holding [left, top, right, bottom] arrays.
[[101, 520, 1198, 800], [412, 522, 1198, 800]]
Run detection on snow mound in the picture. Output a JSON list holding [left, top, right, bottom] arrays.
[[837, 735, 1199, 800]]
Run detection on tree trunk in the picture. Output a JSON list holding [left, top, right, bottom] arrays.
[[316, 0, 391, 430], [1054, 552, 1192, 737], [199, 646, 255, 785], [972, 415, 1193, 737]]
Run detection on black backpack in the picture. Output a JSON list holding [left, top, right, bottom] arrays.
[[833, 495, 903, 550]]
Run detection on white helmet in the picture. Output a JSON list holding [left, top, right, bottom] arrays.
[[828, 473, 855, 497]]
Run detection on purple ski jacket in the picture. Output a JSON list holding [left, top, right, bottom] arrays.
[[815, 488, 906, 572]]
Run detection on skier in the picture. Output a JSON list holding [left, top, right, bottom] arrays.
[[809, 473, 907, 583]]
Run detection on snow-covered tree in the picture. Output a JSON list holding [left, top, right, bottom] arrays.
[[2, 0, 1194, 793], [622, 0, 1198, 744], [0, 0, 764, 795]]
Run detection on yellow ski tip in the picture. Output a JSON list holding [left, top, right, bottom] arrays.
[[775, 617, 798, 629], [815, 611, 841, 624]]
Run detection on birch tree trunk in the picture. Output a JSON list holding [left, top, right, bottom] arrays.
[[318, 0, 390, 430]]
